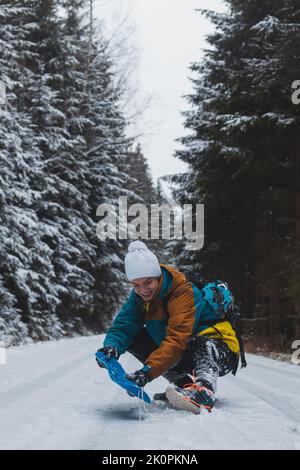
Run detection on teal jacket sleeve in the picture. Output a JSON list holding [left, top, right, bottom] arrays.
[[103, 290, 145, 354]]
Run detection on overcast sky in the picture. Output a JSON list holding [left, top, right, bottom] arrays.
[[94, 0, 226, 182]]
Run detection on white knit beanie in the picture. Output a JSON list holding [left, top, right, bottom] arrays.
[[124, 240, 162, 281]]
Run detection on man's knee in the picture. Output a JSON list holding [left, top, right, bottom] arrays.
[[190, 335, 238, 377], [163, 369, 192, 388], [189, 334, 219, 362]]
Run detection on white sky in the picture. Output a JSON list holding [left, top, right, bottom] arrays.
[[94, 0, 226, 182]]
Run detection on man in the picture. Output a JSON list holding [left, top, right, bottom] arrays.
[[97, 240, 240, 413]]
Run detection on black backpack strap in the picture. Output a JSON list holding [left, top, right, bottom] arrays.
[[236, 329, 247, 369], [230, 319, 247, 374]]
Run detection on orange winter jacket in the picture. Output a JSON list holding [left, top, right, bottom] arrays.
[[104, 264, 240, 379]]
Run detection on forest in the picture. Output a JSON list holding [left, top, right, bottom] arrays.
[[0, 0, 299, 356]]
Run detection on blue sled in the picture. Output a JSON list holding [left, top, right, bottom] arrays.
[[95, 351, 151, 404]]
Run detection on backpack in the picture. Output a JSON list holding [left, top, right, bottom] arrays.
[[184, 271, 238, 323], [163, 269, 247, 373]]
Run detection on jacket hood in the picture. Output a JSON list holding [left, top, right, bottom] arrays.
[[159, 264, 188, 299]]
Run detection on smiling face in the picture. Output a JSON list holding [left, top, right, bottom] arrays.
[[131, 276, 161, 302]]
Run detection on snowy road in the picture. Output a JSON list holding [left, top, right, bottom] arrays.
[[0, 335, 300, 450]]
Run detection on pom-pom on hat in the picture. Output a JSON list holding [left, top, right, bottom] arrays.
[[124, 240, 162, 281]]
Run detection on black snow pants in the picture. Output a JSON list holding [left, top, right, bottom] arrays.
[[127, 327, 239, 393]]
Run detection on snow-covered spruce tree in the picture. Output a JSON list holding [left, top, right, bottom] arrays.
[[124, 143, 165, 260], [156, 174, 187, 265], [0, 2, 28, 344], [78, 2, 137, 331], [24, 0, 134, 334], [174, 0, 300, 348], [14, 0, 99, 336], [234, 0, 300, 346], [0, 1, 65, 343], [0, 76, 30, 345], [125, 143, 157, 206], [0, 0, 164, 342]]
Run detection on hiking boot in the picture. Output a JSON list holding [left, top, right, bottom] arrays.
[[153, 392, 168, 402], [166, 383, 215, 414]]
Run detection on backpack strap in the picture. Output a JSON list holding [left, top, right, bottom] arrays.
[[233, 324, 247, 370], [228, 305, 247, 371]]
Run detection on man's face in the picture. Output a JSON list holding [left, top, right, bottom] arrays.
[[131, 277, 160, 302]]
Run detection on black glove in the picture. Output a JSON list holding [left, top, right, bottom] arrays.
[[96, 345, 120, 368], [125, 365, 152, 387]]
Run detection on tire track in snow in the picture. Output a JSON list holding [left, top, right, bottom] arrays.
[[0, 351, 92, 406], [246, 357, 300, 383], [232, 374, 300, 424]]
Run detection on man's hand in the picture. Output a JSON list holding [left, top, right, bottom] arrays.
[[125, 365, 152, 387], [96, 345, 120, 368]]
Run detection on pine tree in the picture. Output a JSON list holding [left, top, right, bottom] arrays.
[[124, 143, 166, 259], [80, 2, 136, 330], [125, 143, 157, 205], [156, 174, 183, 265], [0, 0, 162, 343], [174, 0, 300, 350], [0, 0, 65, 342]]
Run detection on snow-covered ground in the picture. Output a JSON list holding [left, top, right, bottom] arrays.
[[0, 335, 300, 450]]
